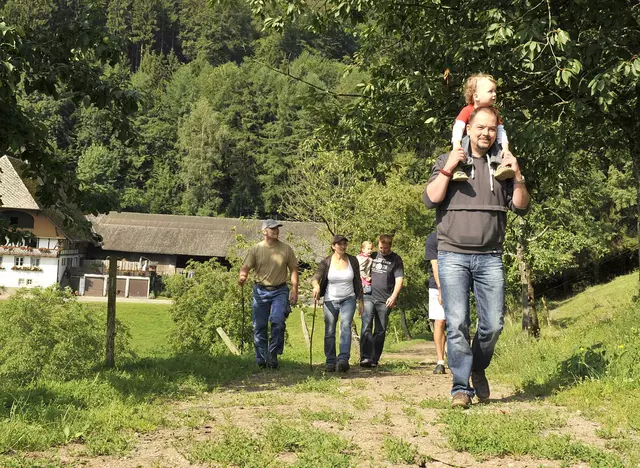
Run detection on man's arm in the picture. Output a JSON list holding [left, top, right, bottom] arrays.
[[288, 247, 299, 305], [238, 265, 251, 286], [385, 276, 404, 309], [501, 152, 530, 210], [512, 177, 530, 209], [424, 148, 466, 206], [238, 248, 255, 286], [289, 266, 299, 305]]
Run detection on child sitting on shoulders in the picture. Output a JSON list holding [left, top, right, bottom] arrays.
[[451, 73, 515, 182]]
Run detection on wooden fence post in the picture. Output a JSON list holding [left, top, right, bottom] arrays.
[[105, 256, 117, 368]]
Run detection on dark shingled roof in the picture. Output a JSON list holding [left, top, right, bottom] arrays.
[[88, 212, 328, 260]]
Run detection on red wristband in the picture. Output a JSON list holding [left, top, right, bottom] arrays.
[[439, 168, 452, 178]]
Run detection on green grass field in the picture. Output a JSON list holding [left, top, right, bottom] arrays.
[[0, 274, 638, 465], [84, 302, 173, 357]]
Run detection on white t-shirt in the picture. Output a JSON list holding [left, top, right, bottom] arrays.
[[325, 260, 355, 301]]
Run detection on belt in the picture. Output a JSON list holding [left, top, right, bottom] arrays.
[[255, 283, 286, 291]]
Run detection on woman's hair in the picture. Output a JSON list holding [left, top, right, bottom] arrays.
[[361, 240, 373, 249], [464, 73, 497, 105]]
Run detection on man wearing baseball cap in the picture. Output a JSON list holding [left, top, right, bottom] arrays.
[[239, 219, 299, 369]]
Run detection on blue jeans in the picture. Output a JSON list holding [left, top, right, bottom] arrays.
[[252, 284, 289, 365], [438, 251, 505, 396], [360, 296, 391, 364], [323, 295, 357, 365]]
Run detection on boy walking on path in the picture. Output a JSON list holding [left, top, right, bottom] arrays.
[[360, 235, 404, 368], [423, 107, 529, 408], [238, 219, 299, 369], [425, 231, 446, 374]]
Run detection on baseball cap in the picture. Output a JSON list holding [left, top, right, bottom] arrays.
[[332, 234, 349, 244], [262, 219, 283, 229]]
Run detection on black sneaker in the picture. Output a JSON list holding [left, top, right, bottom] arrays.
[[433, 364, 446, 374], [371, 361, 378, 368], [267, 359, 279, 370], [471, 370, 490, 402], [326, 363, 336, 372], [257, 362, 267, 369], [337, 360, 350, 373], [359, 359, 373, 368]]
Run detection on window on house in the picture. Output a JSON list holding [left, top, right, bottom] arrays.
[[14, 257, 24, 266], [18, 278, 24, 286], [26, 279, 32, 286], [30, 258, 40, 267], [62, 258, 66, 266], [9, 216, 18, 225]]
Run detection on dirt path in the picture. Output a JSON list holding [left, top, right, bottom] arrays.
[[45, 341, 610, 467]]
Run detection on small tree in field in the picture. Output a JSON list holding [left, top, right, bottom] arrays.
[[0, 287, 131, 383], [166, 259, 244, 354]]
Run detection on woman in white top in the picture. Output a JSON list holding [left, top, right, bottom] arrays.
[[311, 235, 364, 372]]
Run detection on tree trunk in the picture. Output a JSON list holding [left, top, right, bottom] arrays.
[[517, 218, 539, 337], [398, 309, 412, 340], [105, 256, 117, 368], [633, 88, 640, 297]]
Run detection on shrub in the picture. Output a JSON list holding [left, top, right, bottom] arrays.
[[168, 259, 249, 354], [558, 343, 608, 383], [0, 287, 130, 383]]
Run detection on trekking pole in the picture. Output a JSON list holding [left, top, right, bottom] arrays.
[[309, 299, 317, 372], [240, 283, 246, 354]]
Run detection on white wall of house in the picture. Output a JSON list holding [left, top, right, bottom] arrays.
[[0, 255, 59, 288], [57, 255, 81, 283], [37, 237, 61, 249]]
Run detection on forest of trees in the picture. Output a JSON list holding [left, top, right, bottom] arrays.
[[0, 0, 637, 327]]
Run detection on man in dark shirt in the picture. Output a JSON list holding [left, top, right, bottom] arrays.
[[423, 107, 530, 408], [360, 234, 404, 368]]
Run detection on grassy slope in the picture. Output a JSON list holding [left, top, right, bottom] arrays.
[[491, 273, 640, 432]]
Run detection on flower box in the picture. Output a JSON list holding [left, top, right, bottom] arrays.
[[11, 266, 43, 272]]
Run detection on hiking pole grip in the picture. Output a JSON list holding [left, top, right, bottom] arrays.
[[310, 299, 317, 372]]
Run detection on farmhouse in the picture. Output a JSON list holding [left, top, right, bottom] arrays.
[[0, 156, 93, 291], [88, 211, 326, 274], [80, 213, 326, 297]]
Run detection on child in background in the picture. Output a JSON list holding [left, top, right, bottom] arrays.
[[356, 241, 373, 295], [451, 73, 515, 182]]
